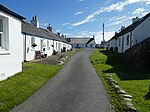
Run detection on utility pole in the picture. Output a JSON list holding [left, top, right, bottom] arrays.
[[102, 23, 105, 42]]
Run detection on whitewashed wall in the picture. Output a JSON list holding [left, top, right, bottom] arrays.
[[42, 38, 53, 56], [23, 35, 55, 61], [108, 39, 116, 51], [133, 16, 150, 44], [0, 11, 23, 81], [117, 32, 132, 53]]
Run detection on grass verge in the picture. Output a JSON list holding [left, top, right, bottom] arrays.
[[90, 49, 150, 112], [0, 50, 78, 112]]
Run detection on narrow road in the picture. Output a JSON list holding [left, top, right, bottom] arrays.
[[11, 49, 113, 112]]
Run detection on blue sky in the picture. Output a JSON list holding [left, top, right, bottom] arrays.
[[1, 0, 150, 43]]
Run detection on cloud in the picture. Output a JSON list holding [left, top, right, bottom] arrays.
[[75, 11, 84, 16], [55, 29, 61, 33], [40, 22, 49, 27], [63, 33, 72, 36], [62, 22, 70, 26], [107, 16, 129, 26], [133, 8, 149, 17], [72, 0, 149, 26], [95, 31, 115, 43]]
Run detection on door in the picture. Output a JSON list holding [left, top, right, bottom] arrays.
[[122, 37, 124, 53], [41, 39, 43, 51]]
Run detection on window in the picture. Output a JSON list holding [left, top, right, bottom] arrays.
[[0, 18, 3, 48], [126, 35, 129, 45], [47, 41, 50, 50], [0, 17, 8, 50], [118, 38, 121, 46], [31, 37, 35, 45]]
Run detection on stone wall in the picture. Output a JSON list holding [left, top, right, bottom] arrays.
[[123, 37, 150, 73]]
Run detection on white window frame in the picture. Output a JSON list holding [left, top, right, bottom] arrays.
[[0, 18, 4, 49], [0, 16, 9, 51]]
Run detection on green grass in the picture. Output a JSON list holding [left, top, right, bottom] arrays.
[[0, 63, 62, 112], [0, 50, 79, 112], [90, 50, 150, 112]]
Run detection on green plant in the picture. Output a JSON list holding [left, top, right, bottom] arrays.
[[32, 43, 37, 47]]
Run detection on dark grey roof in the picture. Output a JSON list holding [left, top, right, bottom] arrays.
[[0, 3, 25, 20], [22, 21, 68, 43], [109, 12, 150, 42], [67, 37, 96, 44]]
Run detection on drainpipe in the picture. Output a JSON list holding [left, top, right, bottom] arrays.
[[53, 39, 54, 51], [24, 33, 27, 62]]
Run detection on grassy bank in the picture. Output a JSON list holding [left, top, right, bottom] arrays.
[[0, 63, 61, 112], [0, 50, 77, 112], [90, 50, 150, 112]]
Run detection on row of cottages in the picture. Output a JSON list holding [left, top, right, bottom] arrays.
[[107, 13, 150, 53], [22, 16, 72, 61], [0, 4, 72, 81], [66, 37, 96, 48]]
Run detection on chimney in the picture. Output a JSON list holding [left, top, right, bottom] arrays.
[[31, 15, 39, 28], [115, 31, 118, 35], [121, 26, 125, 31], [57, 32, 60, 37], [61, 34, 64, 38], [93, 35, 95, 38], [47, 24, 52, 32], [132, 17, 140, 24]]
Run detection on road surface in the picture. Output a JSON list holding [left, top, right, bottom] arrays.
[[11, 49, 113, 112]]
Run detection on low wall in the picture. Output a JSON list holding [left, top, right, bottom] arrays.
[[123, 37, 150, 73]]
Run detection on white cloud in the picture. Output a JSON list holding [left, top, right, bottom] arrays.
[[133, 8, 145, 14], [94, 31, 115, 43], [72, 0, 149, 26], [109, 16, 126, 23], [62, 22, 70, 26], [133, 8, 149, 17], [107, 16, 129, 26], [55, 29, 61, 33], [40, 22, 49, 27], [75, 11, 84, 16], [63, 33, 72, 36]]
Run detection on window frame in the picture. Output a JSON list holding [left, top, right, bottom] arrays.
[[0, 18, 4, 49], [126, 35, 129, 45], [118, 38, 121, 46], [31, 37, 35, 45], [47, 40, 50, 50]]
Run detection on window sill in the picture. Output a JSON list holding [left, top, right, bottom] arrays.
[[0, 50, 10, 55]]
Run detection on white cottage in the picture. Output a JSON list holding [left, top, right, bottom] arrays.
[[22, 16, 72, 61], [107, 13, 150, 53], [0, 4, 25, 80], [67, 37, 96, 48]]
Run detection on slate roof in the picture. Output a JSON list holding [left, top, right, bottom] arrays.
[[109, 12, 150, 42], [22, 21, 68, 43], [68, 38, 96, 44], [0, 3, 25, 20]]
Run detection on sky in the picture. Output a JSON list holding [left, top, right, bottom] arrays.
[[0, 0, 150, 43]]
